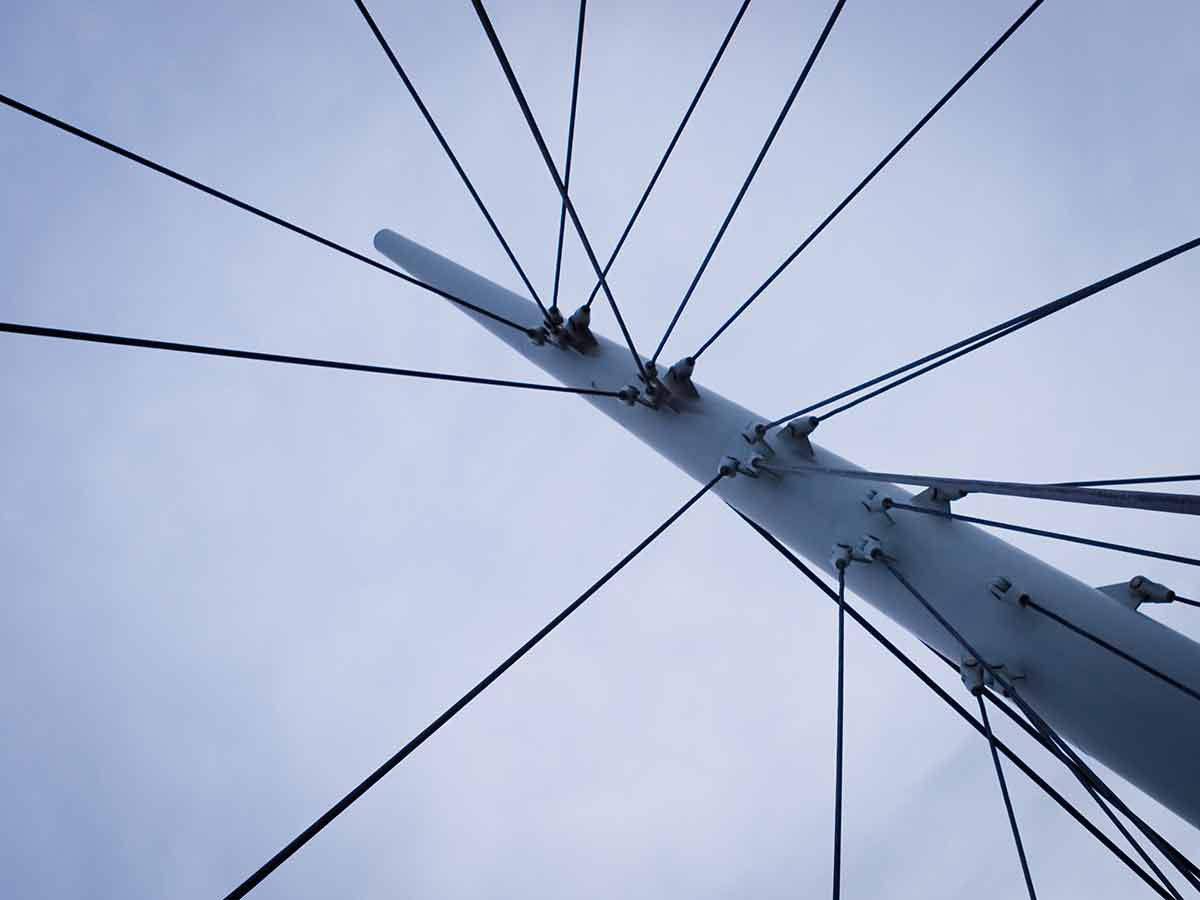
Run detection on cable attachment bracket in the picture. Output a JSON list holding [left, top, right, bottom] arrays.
[[862, 488, 896, 525], [781, 416, 819, 457], [833, 535, 888, 567], [911, 484, 968, 512], [665, 356, 700, 400], [1096, 575, 1178, 610], [960, 657, 1025, 697]]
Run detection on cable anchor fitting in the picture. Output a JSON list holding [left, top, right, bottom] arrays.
[[960, 656, 1025, 697], [989, 576, 1032, 608], [831, 535, 882, 570], [563, 304, 598, 351], [781, 416, 819, 457], [1096, 575, 1177, 610], [862, 489, 896, 525], [665, 356, 700, 400]]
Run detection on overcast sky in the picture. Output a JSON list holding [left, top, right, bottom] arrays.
[[2, 1, 1198, 898]]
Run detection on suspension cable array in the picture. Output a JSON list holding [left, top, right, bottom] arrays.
[[550, 0, 588, 316], [222, 472, 727, 899], [470, 0, 650, 384], [650, 0, 847, 365], [882, 560, 1195, 897], [0, 322, 625, 399], [4, 2, 1197, 898], [766, 234, 1200, 428], [976, 695, 1038, 900], [924, 625, 1200, 890], [0, 94, 541, 340], [584, 0, 753, 308], [735, 511, 1180, 900], [692, 0, 1046, 359], [352, 0, 548, 318], [884, 501, 1200, 569], [768, 464, 1200, 516], [1019, 598, 1200, 705]]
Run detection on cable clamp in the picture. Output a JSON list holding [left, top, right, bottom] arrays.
[[989, 576, 1031, 608], [619, 385, 653, 407], [862, 489, 896, 525], [740, 421, 775, 453], [718, 457, 740, 479], [831, 543, 855, 571], [961, 656, 1025, 697], [855, 534, 888, 562]]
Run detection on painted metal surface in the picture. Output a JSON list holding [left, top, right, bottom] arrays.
[[374, 229, 1200, 829]]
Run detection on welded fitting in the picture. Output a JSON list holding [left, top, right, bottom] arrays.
[[666, 356, 699, 399], [1129, 575, 1176, 604]]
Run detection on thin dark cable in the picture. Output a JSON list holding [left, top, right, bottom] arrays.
[[965, 663, 1200, 891], [817, 317, 1035, 421], [734, 511, 1175, 899], [832, 562, 846, 900], [1020, 598, 1200, 705], [651, 0, 848, 365], [977, 694, 1038, 900], [884, 561, 1187, 899], [693, 0, 1045, 359], [885, 500, 1200, 570], [223, 473, 725, 899], [0, 322, 623, 398], [353, 0, 548, 317], [0, 93, 538, 339], [471, 0, 650, 384], [584, 0, 753, 308], [1054, 475, 1200, 488], [1175, 596, 1200, 608], [925, 645, 1200, 891], [550, 0, 587, 314], [765, 234, 1200, 428], [772, 463, 1200, 516], [1034, 719, 1190, 899]]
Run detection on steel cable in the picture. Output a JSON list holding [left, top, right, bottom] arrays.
[[693, 0, 1046, 359], [223, 472, 726, 899], [0, 93, 538, 338], [353, 0, 549, 317]]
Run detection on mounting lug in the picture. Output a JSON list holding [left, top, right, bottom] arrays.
[[912, 485, 967, 512], [564, 304, 598, 351], [781, 416, 819, 457], [1096, 575, 1177, 610], [665, 356, 700, 400]]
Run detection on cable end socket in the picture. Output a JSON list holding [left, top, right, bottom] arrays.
[[989, 576, 1031, 608]]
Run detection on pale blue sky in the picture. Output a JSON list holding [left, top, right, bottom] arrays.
[[2, 2, 1198, 898]]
